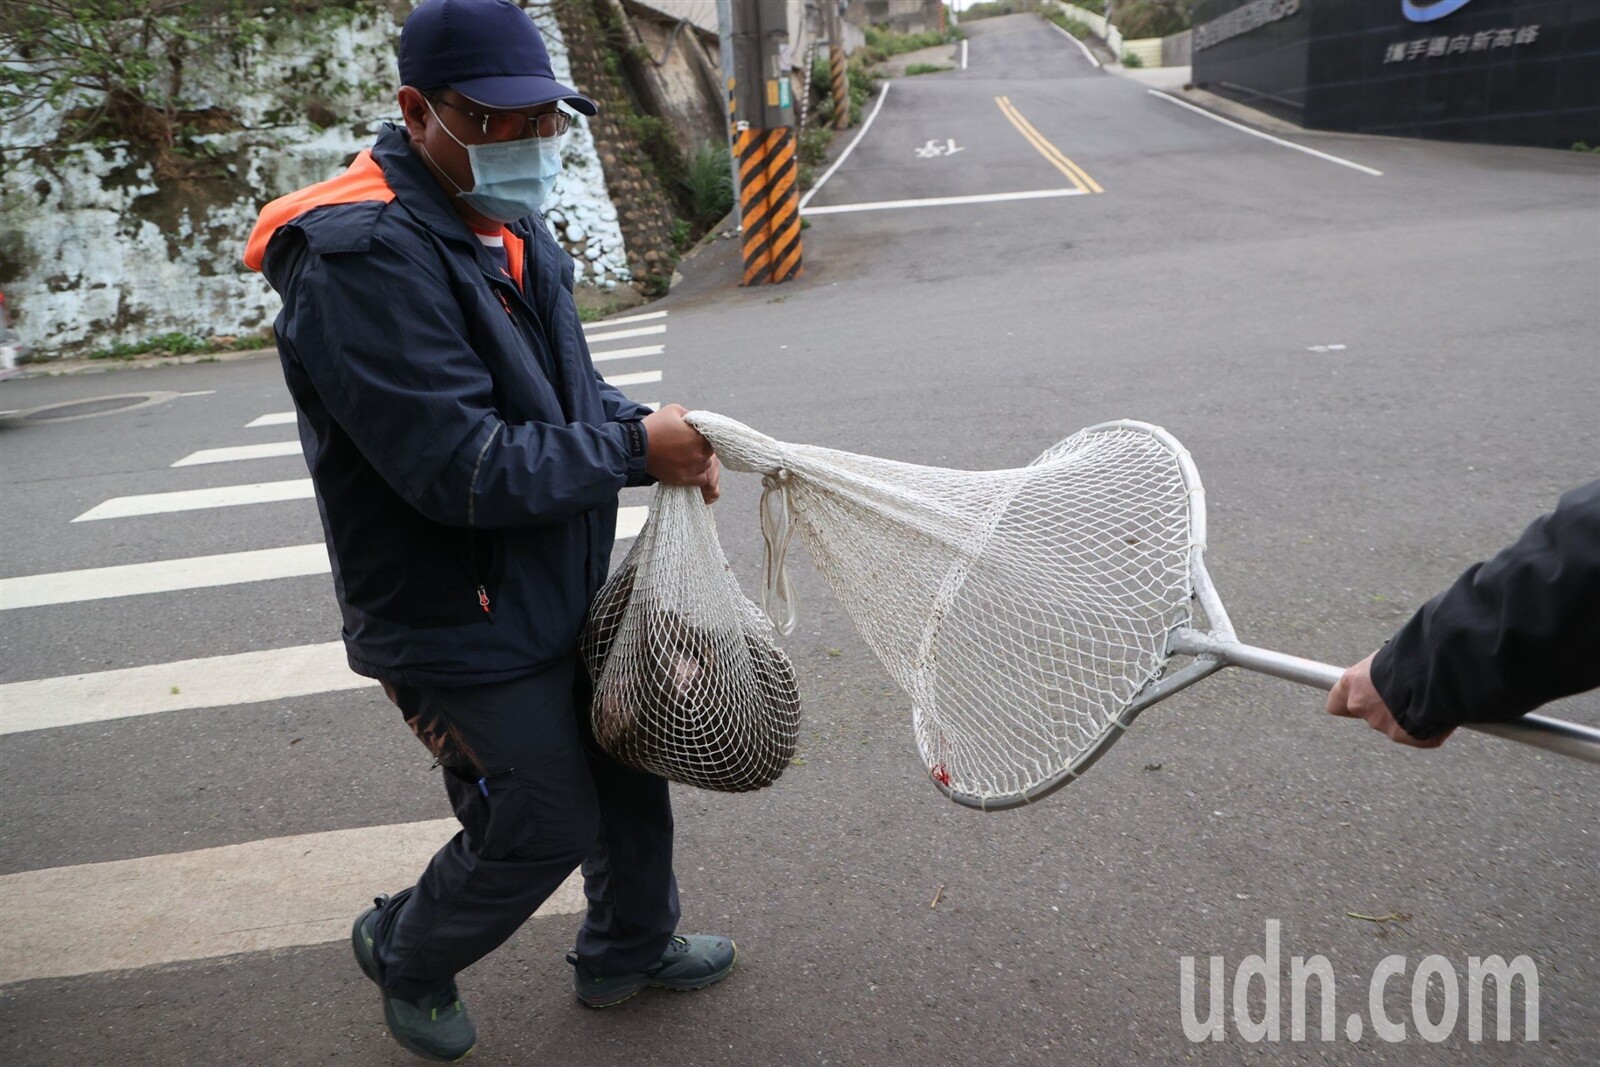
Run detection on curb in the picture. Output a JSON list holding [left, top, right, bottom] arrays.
[[16, 347, 279, 379]]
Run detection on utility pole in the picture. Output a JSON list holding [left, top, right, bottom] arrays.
[[716, 0, 740, 229], [829, 1, 849, 130], [728, 0, 803, 285]]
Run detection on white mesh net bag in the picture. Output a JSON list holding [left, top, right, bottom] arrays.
[[581, 483, 802, 791], [683, 411, 1197, 810]]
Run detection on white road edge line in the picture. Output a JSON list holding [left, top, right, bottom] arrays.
[[584, 309, 667, 330], [172, 441, 303, 467], [589, 343, 664, 364], [961, 38, 969, 70], [247, 411, 297, 428], [1146, 89, 1384, 176], [0, 642, 369, 735], [73, 479, 316, 521], [799, 81, 891, 211], [803, 188, 1086, 216], [0, 822, 585, 984], [1046, 18, 1100, 69]]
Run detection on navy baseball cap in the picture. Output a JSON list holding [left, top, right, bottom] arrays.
[[399, 0, 597, 115]]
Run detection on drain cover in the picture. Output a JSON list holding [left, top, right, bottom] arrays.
[[11, 391, 178, 423]]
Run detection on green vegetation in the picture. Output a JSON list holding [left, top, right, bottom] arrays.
[[960, 1, 1036, 19], [861, 24, 959, 62], [965, 0, 1187, 39], [1039, 8, 1090, 39], [577, 299, 638, 323], [1121, 50, 1145, 67], [668, 217, 693, 252], [0, 0, 376, 178], [846, 58, 879, 126], [1107, 1, 1190, 39], [905, 63, 953, 76], [676, 141, 734, 232], [88, 331, 270, 361], [796, 126, 834, 190], [1573, 141, 1600, 153]]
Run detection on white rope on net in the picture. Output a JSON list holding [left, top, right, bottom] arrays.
[[685, 411, 1197, 809], [580, 483, 801, 792]]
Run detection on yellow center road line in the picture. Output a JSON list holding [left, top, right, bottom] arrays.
[[995, 96, 1104, 194]]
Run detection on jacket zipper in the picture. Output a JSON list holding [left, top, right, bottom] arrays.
[[467, 423, 502, 624]]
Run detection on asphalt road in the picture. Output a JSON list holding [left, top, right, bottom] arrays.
[[3, 13, 1597, 1066]]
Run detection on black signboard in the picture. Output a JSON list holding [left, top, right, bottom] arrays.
[[1192, 0, 1600, 148]]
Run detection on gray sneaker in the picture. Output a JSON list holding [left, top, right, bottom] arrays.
[[569, 934, 738, 1008], [351, 895, 477, 1062]]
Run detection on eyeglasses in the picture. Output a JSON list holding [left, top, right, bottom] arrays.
[[431, 97, 572, 141]]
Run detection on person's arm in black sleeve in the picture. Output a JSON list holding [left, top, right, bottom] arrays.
[[1366, 480, 1600, 739], [275, 231, 648, 529]]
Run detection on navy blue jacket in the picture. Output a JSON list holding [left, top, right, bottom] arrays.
[[246, 125, 652, 686]]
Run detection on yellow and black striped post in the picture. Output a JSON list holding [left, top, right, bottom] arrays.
[[830, 40, 849, 130], [736, 126, 802, 286]]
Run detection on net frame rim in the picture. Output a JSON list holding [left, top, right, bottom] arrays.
[[931, 419, 1213, 813]]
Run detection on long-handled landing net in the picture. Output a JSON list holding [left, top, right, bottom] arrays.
[[684, 412, 1600, 811]]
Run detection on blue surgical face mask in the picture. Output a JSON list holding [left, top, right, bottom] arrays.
[[423, 98, 565, 223]]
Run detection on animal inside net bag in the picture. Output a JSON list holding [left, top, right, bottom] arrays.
[[580, 484, 802, 791], [682, 411, 1196, 810]]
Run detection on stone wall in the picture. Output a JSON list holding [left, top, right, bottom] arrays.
[[555, 0, 684, 291], [0, 1, 647, 357]]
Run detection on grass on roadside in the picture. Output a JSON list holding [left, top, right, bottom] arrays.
[[578, 300, 641, 323], [797, 126, 834, 190], [1040, 9, 1090, 39], [88, 331, 272, 361], [862, 24, 962, 62], [905, 63, 952, 76], [677, 141, 734, 233]]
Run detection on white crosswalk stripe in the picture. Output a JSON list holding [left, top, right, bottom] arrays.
[[73, 478, 315, 521], [584, 310, 666, 329], [584, 324, 666, 344], [0, 822, 585, 984], [0, 544, 331, 610], [172, 441, 302, 466], [1, 306, 669, 994], [6, 505, 649, 611], [0, 642, 366, 735], [589, 343, 664, 363], [602, 369, 663, 388]]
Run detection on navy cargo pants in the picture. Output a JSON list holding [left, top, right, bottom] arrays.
[[367, 652, 680, 1002]]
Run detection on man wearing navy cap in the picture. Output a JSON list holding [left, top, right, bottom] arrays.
[[245, 1, 732, 1060]]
